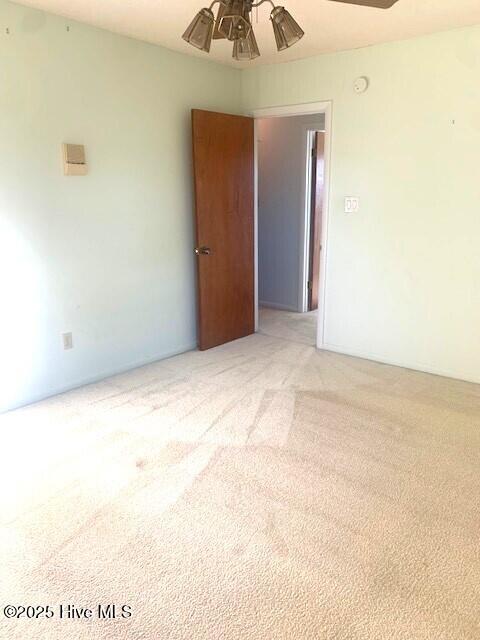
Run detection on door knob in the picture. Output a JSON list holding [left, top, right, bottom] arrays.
[[195, 246, 211, 255]]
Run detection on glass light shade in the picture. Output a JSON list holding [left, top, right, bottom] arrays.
[[232, 22, 260, 60], [270, 6, 304, 51], [219, 0, 252, 41], [213, 3, 227, 40], [182, 7, 215, 52]]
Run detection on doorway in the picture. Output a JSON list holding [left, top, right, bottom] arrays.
[[190, 102, 331, 352], [254, 105, 330, 347]]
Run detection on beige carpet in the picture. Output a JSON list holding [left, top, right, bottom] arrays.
[[259, 306, 318, 345], [1, 329, 479, 639]]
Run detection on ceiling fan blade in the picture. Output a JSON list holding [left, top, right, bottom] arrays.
[[328, 0, 399, 8]]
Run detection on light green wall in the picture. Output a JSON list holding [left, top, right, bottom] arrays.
[[1, 0, 479, 411], [243, 27, 480, 383], [0, 0, 241, 411]]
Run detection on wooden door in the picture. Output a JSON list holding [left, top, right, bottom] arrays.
[[192, 109, 254, 350], [308, 132, 325, 311]]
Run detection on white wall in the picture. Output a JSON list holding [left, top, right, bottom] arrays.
[[258, 114, 324, 312], [243, 26, 480, 384], [0, 0, 241, 411]]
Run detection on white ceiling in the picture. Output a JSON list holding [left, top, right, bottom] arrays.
[[15, 0, 480, 67]]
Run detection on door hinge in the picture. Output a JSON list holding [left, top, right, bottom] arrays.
[[307, 280, 313, 290]]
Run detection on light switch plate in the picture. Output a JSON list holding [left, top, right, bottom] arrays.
[[345, 197, 359, 213], [62, 332, 73, 350]]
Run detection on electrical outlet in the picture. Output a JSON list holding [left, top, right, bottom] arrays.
[[345, 197, 360, 214], [62, 332, 73, 350]]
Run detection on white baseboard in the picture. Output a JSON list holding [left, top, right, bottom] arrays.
[[1, 341, 197, 414], [322, 342, 480, 386], [259, 300, 299, 312]]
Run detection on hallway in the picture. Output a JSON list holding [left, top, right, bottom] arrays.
[[259, 307, 318, 346]]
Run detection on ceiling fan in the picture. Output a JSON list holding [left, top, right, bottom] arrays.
[[182, 0, 400, 62], [329, 0, 399, 7]]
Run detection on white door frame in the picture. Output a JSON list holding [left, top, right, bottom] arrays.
[[250, 100, 333, 349]]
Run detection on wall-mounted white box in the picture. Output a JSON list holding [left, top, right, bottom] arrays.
[[63, 143, 87, 176]]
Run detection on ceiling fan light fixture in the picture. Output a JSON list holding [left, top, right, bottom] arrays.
[[270, 6, 304, 51], [182, 0, 304, 60], [182, 7, 215, 52]]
